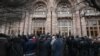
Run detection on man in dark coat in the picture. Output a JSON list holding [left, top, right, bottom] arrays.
[[66, 36, 78, 56], [38, 34, 51, 56], [78, 37, 89, 56], [45, 33, 52, 56], [24, 35, 37, 56], [51, 34, 64, 56]]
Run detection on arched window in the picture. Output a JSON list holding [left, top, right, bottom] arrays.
[[56, 2, 71, 16], [33, 2, 47, 16]]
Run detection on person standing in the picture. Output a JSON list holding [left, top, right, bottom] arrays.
[[51, 34, 64, 56], [24, 35, 37, 56]]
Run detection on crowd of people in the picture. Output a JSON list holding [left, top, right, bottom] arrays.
[[0, 33, 100, 56]]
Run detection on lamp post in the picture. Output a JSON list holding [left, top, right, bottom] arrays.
[[51, 7, 53, 35]]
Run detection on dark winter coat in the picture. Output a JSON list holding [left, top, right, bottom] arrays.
[[24, 38, 37, 54], [52, 38, 64, 56]]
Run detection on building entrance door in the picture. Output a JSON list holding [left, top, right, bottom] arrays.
[[36, 27, 45, 35], [58, 18, 72, 36], [32, 19, 46, 35]]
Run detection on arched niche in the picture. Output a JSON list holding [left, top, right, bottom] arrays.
[[33, 2, 47, 17], [56, 1, 72, 17]]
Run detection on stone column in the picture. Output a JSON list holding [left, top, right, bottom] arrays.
[[52, 7, 58, 35], [45, 0, 52, 34], [71, 0, 86, 37], [19, 12, 27, 35], [81, 17, 87, 36], [30, 14, 35, 34], [24, 12, 29, 35], [72, 11, 82, 36], [76, 11, 82, 36], [5, 24, 9, 35], [46, 0, 58, 35], [0, 26, 2, 33], [0, 25, 5, 34], [45, 7, 51, 34], [15, 22, 19, 35], [28, 13, 32, 35], [19, 20, 24, 35], [72, 13, 77, 36]]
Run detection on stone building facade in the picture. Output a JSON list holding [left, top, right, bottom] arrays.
[[0, 0, 100, 38]]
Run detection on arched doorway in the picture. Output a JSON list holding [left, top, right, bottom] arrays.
[[56, 1, 72, 36], [32, 2, 47, 35], [32, 18, 46, 36]]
